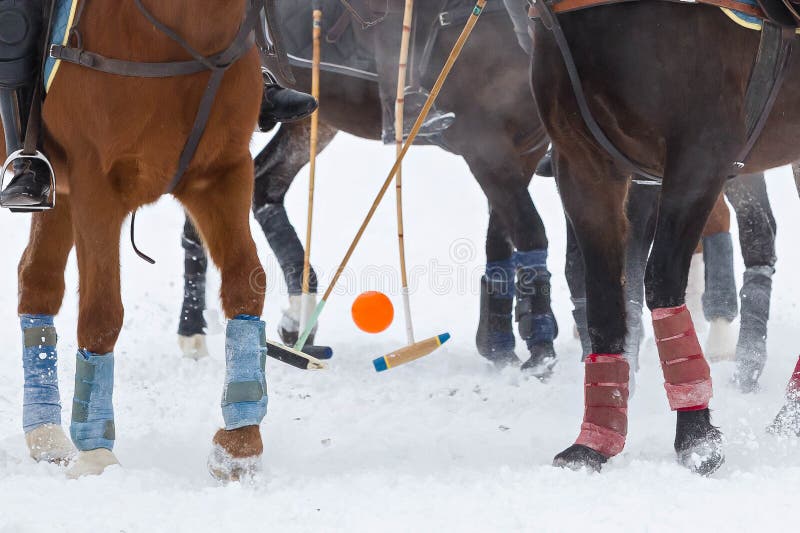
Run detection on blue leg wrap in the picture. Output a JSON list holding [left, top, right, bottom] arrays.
[[222, 315, 268, 430], [21, 314, 61, 432], [70, 350, 115, 451], [485, 259, 515, 299], [514, 249, 558, 345]]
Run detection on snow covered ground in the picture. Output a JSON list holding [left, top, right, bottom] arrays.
[[1, 133, 799, 532]]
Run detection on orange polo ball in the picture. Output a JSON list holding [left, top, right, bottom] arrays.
[[351, 291, 394, 333]]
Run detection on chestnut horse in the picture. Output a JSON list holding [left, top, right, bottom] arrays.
[[530, 3, 800, 474], [9, 0, 265, 479]]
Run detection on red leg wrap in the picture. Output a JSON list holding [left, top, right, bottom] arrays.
[[785, 356, 800, 399], [574, 354, 629, 457], [652, 305, 713, 411]]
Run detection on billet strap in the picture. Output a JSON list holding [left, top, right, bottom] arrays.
[[575, 354, 629, 457], [261, 0, 296, 85], [652, 305, 713, 410]]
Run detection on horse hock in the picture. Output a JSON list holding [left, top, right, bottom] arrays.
[[515, 250, 558, 378], [20, 314, 75, 463], [476, 259, 518, 367], [209, 315, 268, 481], [652, 305, 723, 475]]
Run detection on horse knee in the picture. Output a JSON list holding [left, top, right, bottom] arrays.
[[78, 302, 123, 354], [18, 255, 66, 316], [219, 249, 265, 319]]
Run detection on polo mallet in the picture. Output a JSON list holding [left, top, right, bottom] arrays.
[[395, 0, 416, 345], [293, 0, 489, 364], [300, 0, 323, 337]]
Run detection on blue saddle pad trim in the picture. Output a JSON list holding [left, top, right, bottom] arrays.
[[44, 0, 79, 93], [723, 0, 787, 30]]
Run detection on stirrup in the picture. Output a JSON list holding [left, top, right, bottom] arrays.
[[0, 150, 56, 211]]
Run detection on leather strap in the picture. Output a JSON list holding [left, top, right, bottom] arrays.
[[22, 0, 59, 157], [530, 0, 765, 18]]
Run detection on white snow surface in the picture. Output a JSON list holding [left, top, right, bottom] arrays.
[[1, 133, 799, 532]]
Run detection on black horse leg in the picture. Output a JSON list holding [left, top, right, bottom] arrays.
[[724, 173, 776, 393], [622, 183, 659, 372], [552, 151, 630, 471], [476, 208, 518, 367], [645, 154, 727, 475], [252, 121, 338, 345], [178, 214, 210, 359], [564, 217, 591, 359], [463, 144, 556, 378]]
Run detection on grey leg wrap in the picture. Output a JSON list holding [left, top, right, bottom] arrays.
[[733, 266, 774, 392], [701, 232, 738, 322], [254, 203, 317, 295]]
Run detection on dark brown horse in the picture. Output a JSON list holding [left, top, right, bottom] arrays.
[[179, 1, 559, 374], [530, 3, 800, 473], [8, 0, 266, 479]]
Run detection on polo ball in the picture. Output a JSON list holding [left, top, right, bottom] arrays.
[[351, 291, 394, 333]]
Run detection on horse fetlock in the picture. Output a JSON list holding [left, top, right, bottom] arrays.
[[25, 424, 76, 464], [674, 409, 725, 476], [521, 343, 557, 380], [706, 318, 738, 363], [279, 294, 317, 346], [178, 334, 210, 360], [476, 275, 517, 367], [21, 314, 62, 433], [70, 350, 116, 453], [222, 316, 268, 430], [67, 448, 120, 479], [209, 426, 263, 482]]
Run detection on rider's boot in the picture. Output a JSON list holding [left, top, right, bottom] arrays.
[[0, 0, 54, 210], [257, 72, 318, 133]]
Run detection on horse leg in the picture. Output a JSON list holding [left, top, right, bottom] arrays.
[[177, 158, 266, 481], [621, 182, 659, 374], [252, 121, 338, 346], [551, 151, 630, 472], [645, 156, 727, 475], [724, 173, 775, 393], [17, 194, 76, 463], [463, 146, 557, 379], [699, 195, 738, 362], [564, 216, 591, 359], [177, 214, 210, 359], [476, 208, 518, 367], [67, 199, 128, 477]]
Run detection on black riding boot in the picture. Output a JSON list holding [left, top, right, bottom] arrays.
[[257, 72, 318, 133], [0, 0, 54, 210]]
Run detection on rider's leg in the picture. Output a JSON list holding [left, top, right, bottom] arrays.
[[0, 0, 54, 208], [372, 10, 454, 142]]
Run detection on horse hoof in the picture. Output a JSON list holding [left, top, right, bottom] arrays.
[[179, 334, 210, 360], [767, 401, 800, 437], [521, 343, 557, 381], [705, 319, 737, 362], [208, 426, 263, 482], [25, 424, 76, 465], [66, 448, 120, 478], [553, 444, 607, 472], [675, 409, 725, 476]]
